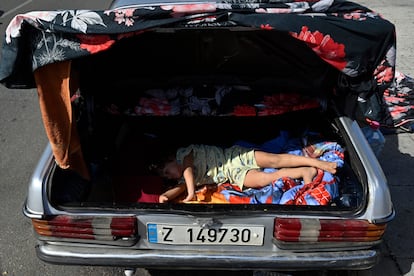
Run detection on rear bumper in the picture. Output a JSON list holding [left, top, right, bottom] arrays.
[[36, 243, 381, 271]]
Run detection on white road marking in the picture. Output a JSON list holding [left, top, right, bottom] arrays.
[[1, 0, 33, 17]]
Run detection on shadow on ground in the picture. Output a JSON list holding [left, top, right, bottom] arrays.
[[379, 132, 414, 276]]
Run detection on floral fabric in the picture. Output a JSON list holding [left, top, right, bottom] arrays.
[[0, 0, 395, 93], [106, 86, 321, 116], [383, 72, 414, 132]]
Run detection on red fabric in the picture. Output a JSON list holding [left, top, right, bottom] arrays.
[[113, 175, 163, 203]]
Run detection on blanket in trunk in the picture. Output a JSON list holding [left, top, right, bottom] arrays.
[[112, 135, 345, 205]]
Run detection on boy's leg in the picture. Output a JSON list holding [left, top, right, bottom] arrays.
[[243, 167, 317, 189], [254, 151, 337, 174]]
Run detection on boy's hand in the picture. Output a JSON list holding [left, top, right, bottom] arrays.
[[182, 192, 195, 202], [159, 195, 169, 203]]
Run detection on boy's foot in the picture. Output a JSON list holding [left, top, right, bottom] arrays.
[[303, 167, 318, 184], [318, 160, 337, 174]]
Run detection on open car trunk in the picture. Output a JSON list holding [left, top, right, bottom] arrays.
[[47, 29, 365, 211]]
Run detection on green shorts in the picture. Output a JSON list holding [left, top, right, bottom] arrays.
[[223, 145, 259, 189]]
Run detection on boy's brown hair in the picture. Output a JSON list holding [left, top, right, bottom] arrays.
[[147, 147, 176, 176]]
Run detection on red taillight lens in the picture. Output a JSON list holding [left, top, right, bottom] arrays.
[[274, 218, 386, 242], [32, 216, 137, 242]]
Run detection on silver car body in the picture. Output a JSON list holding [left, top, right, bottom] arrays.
[[9, 0, 395, 273]]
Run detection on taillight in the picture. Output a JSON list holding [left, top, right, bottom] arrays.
[[274, 218, 386, 243], [32, 216, 138, 244]]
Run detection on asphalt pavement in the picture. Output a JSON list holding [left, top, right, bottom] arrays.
[[0, 1, 413, 276], [356, 1, 414, 275]]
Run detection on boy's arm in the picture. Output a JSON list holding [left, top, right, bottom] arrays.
[[182, 150, 196, 202], [159, 183, 186, 203]]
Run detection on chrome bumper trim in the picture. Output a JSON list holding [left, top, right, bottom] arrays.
[[36, 243, 380, 271]]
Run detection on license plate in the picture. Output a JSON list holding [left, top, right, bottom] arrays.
[[147, 223, 264, 246]]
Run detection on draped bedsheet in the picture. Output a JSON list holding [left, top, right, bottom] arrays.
[[383, 72, 414, 132]]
